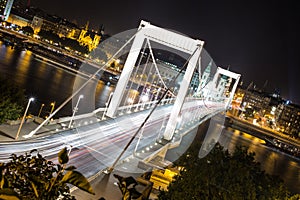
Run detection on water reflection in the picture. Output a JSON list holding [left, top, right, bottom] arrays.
[[0, 45, 113, 117], [220, 127, 300, 193], [0, 44, 299, 193], [1, 43, 14, 65]]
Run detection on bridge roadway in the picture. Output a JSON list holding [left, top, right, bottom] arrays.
[[0, 100, 225, 179]]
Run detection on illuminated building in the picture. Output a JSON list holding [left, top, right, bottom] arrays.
[[58, 20, 80, 39], [77, 22, 101, 51], [276, 102, 300, 137], [149, 168, 179, 191], [240, 87, 270, 116], [6, 13, 30, 27], [0, 0, 14, 21], [196, 61, 211, 97], [214, 75, 229, 100], [31, 16, 42, 33]]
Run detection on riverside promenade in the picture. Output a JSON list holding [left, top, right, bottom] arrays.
[[0, 117, 62, 141]]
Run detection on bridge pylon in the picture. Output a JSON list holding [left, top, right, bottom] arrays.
[[105, 20, 205, 143]]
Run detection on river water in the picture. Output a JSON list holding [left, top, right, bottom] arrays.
[[0, 41, 114, 117], [0, 43, 299, 193]]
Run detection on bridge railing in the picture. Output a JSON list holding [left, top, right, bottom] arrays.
[[93, 97, 176, 117]]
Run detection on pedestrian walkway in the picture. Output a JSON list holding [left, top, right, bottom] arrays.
[[0, 117, 62, 142]]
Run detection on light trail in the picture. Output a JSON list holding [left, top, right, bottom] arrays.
[[0, 100, 225, 177]]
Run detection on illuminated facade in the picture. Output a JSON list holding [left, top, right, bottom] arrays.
[[0, 0, 14, 21], [150, 168, 179, 191], [195, 61, 211, 97], [31, 16, 42, 33], [276, 102, 300, 137], [77, 22, 101, 51], [6, 13, 30, 27], [240, 88, 270, 115]]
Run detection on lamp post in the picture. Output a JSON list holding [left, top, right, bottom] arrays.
[[68, 95, 84, 128], [15, 97, 34, 140], [50, 102, 55, 115], [37, 103, 44, 118]]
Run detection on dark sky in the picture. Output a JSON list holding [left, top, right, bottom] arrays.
[[30, 0, 300, 103]]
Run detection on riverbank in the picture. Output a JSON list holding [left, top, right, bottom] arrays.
[[225, 112, 300, 158]]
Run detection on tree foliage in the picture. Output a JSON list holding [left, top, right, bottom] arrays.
[[37, 30, 90, 55], [21, 26, 34, 36], [61, 38, 90, 55], [38, 30, 61, 44], [0, 76, 25, 124], [114, 174, 152, 200], [0, 148, 94, 199], [158, 143, 295, 200]]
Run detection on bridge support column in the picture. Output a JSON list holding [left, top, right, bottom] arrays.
[[226, 74, 240, 108], [163, 44, 203, 141], [106, 24, 147, 118]]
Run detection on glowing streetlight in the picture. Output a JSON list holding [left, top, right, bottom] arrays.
[[15, 97, 34, 140], [38, 103, 45, 118], [50, 102, 55, 115], [68, 95, 84, 128]]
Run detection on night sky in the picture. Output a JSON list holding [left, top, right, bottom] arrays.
[[30, 0, 300, 103]]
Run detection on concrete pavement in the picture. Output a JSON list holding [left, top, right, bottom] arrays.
[[0, 117, 62, 142]]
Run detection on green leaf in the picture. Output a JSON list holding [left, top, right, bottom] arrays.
[[58, 147, 69, 164], [0, 188, 20, 200], [65, 166, 76, 171], [31, 182, 39, 198], [61, 171, 95, 195], [30, 149, 38, 154], [0, 177, 7, 189]]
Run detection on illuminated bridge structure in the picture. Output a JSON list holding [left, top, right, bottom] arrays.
[[0, 21, 240, 176]]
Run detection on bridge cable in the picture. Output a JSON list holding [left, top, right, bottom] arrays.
[[25, 29, 143, 138], [124, 40, 148, 111], [135, 45, 152, 107], [108, 44, 202, 172], [146, 38, 176, 97]]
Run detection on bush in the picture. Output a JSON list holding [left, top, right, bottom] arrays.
[[0, 76, 25, 124], [158, 143, 293, 200], [0, 147, 94, 199]]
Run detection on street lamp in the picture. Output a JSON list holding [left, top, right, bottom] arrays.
[[15, 97, 34, 140], [50, 102, 55, 115], [38, 103, 45, 118], [68, 95, 84, 128]]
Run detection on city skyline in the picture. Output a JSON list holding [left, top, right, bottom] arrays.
[[1, 1, 300, 197], [29, 0, 300, 104]]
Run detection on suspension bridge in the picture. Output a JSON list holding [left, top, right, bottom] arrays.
[[0, 20, 240, 177]]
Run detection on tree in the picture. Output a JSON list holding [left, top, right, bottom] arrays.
[[38, 30, 61, 44], [0, 76, 25, 124], [21, 26, 34, 36], [158, 143, 294, 200], [0, 148, 94, 199], [114, 174, 153, 200], [61, 38, 90, 55]]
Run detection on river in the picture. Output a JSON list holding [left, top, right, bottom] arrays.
[[0, 43, 299, 193], [0, 41, 114, 117]]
